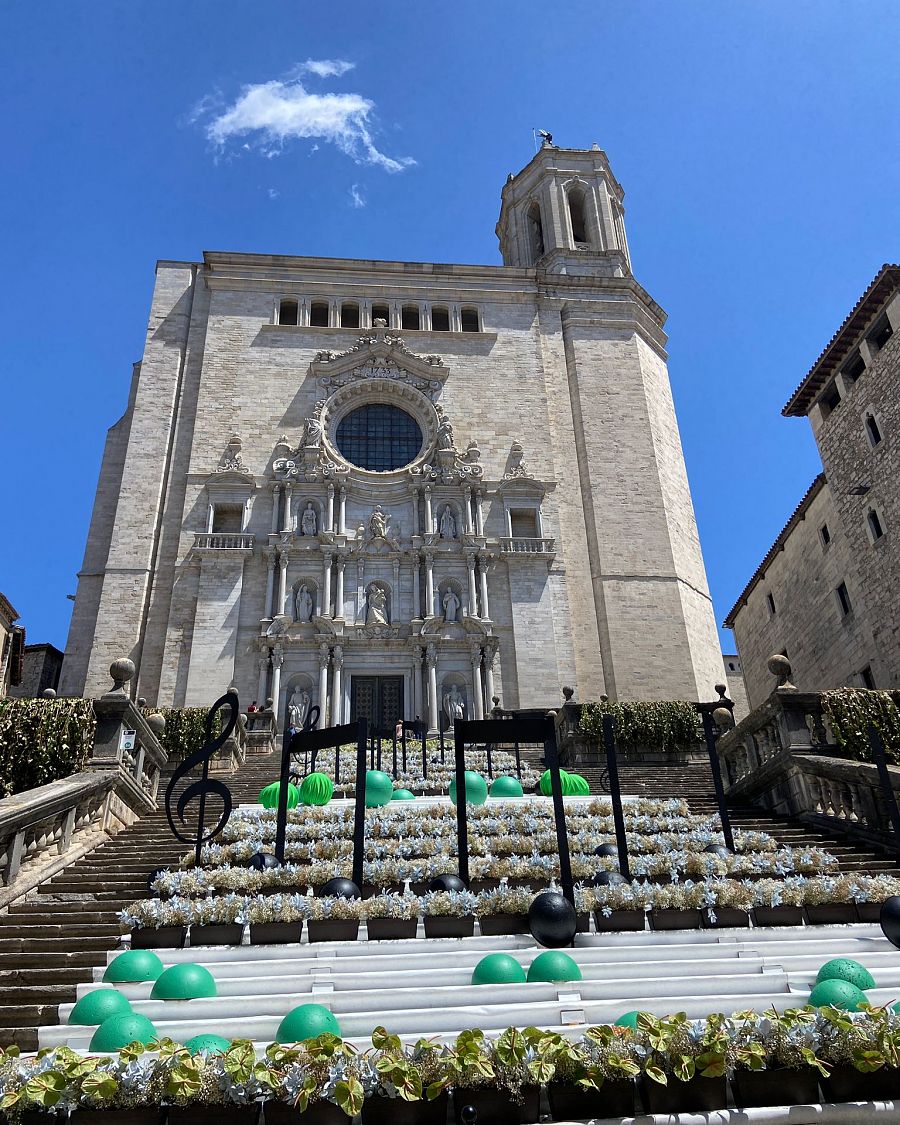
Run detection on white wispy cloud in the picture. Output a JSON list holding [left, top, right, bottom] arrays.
[[348, 183, 365, 208], [195, 67, 415, 173], [267, 188, 280, 199], [296, 59, 355, 79]]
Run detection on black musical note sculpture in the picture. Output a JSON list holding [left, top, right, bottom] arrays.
[[165, 690, 239, 865]]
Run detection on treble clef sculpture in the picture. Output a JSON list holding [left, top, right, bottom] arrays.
[[165, 689, 239, 865]]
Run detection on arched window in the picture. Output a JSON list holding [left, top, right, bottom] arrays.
[[371, 303, 390, 326], [431, 306, 450, 332], [340, 302, 360, 328], [567, 186, 588, 244], [460, 307, 480, 332], [401, 305, 420, 330], [527, 201, 544, 263], [278, 298, 299, 326], [309, 301, 329, 327], [865, 413, 883, 446]]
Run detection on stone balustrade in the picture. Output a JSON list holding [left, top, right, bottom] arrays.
[[193, 531, 255, 551], [499, 536, 556, 555]]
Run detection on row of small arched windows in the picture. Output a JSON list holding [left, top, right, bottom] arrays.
[[277, 299, 481, 333]]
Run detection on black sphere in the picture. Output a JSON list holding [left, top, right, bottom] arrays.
[[460, 1107, 478, 1125], [590, 870, 628, 887], [428, 874, 467, 894], [146, 867, 167, 896], [880, 895, 900, 948], [703, 844, 730, 859], [249, 851, 281, 871], [319, 877, 361, 900], [528, 891, 577, 949], [594, 843, 619, 859]]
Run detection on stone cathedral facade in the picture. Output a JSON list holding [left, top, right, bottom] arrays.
[[61, 143, 725, 731]]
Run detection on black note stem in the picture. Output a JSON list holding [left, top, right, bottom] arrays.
[[352, 717, 368, 888], [274, 724, 292, 864], [602, 714, 631, 881], [701, 708, 735, 852], [454, 722, 470, 886], [868, 723, 900, 862], [544, 717, 575, 909]]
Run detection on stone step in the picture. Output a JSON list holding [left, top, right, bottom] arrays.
[[0, 1027, 37, 1050], [0, 924, 121, 939], [0, 1004, 58, 1028]]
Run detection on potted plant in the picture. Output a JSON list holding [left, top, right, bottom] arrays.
[[751, 878, 805, 927], [637, 1012, 729, 1113], [648, 882, 705, 931], [259, 1035, 364, 1124], [702, 880, 752, 929], [248, 893, 309, 945], [545, 1026, 639, 1120], [423, 891, 477, 938], [582, 881, 649, 933], [446, 1028, 545, 1125], [190, 893, 247, 946], [307, 896, 362, 943], [802, 876, 857, 925], [476, 887, 531, 936], [364, 893, 422, 940], [730, 1007, 826, 1107], [163, 1040, 261, 1124], [362, 1027, 449, 1125], [819, 1004, 900, 1101], [121, 898, 190, 949]]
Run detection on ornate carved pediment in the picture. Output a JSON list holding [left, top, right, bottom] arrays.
[[312, 327, 447, 400], [408, 406, 483, 484]]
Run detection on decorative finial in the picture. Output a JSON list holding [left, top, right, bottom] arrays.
[[767, 653, 796, 691], [41, 688, 57, 699], [562, 685, 574, 702], [109, 658, 135, 695]]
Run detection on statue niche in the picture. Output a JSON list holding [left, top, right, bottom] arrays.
[[300, 502, 318, 536], [438, 503, 457, 540], [293, 581, 315, 623], [365, 582, 390, 626], [439, 580, 463, 624], [442, 681, 467, 727]]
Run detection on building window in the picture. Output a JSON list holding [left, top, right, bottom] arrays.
[[431, 306, 450, 332], [278, 298, 299, 326], [460, 307, 480, 332], [868, 315, 893, 353], [527, 200, 544, 263], [819, 523, 831, 547], [211, 505, 243, 533], [867, 508, 885, 541], [821, 382, 842, 416], [335, 403, 423, 472], [865, 413, 883, 447], [310, 301, 329, 327], [836, 581, 852, 616], [842, 351, 865, 384], [509, 509, 539, 537], [860, 665, 877, 689], [567, 185, 588, 244], [340, 302, 360, 329], [766, 592, 776, 616], [728, 661, 736, 672], [371, 303, 390, 326], [401, 305, 420, 330]]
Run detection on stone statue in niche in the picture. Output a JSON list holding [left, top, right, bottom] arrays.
[[366, 584, 389, 626], [369, 505, 388, 539], [443, 684, 465, 726], [300, 503, 318, 536], [288, 687, 311, 730], [439, 504, 456, 539], [294, 584, 314, 623], [442, 587, 461, 623], [437, 417, 454, 450]]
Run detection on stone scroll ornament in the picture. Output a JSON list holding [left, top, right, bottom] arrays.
[[164, 690, 239, 865]]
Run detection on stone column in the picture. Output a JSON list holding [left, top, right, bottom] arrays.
[[413, 648, 424, 722], [466, 553, 478, 617], [411, 489, 420, 536], [271, 646, 285, 727], [317, 645, 330, 729], [392, 558, 400, 622], [206, 504, 215, 533], [478, 553, 491, 619], [282, 483, 293, 533], [322, 551, 333, 616], [357, 558, 366, 623], [464, 486, 475, 534], [256, 653, 269, 705], [338, 486, 347, 535], [326, 484, 335, 532], [264, 547, 277, 618], [484, 646, 496, 709], [470, 643, 484, 721], [423, 486, 433, 536], [474, 488, 485, 536], [271, 484, 281, 533], [412, 552, 421, 619], [277, 552, 289, 616], [424, 553, 435, 616], [335, 558, 345, 620], [331, 645, 343, 726], [426, 644, 439, 733]]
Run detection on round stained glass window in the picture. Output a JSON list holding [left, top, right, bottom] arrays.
[[335, 404, 423, 472]]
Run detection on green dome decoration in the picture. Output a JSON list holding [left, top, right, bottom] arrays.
[[809, 979, 868, 1010], [490, 775, 524, 798], [816, 958, 876, 991], [103, 949, 164, 984], [364, 770, 395, 808], [90, 1013, 158, 1052], [184, 1033, 231, 1056], [69, 989, 132, 1026], [471, 953, 527, 986], [259, 781, 300, 810], [277, 1003, 341, 1043], [151, 963, 217, 1001], [299, 772, 334, 806], [539, 768, 570, 796], [449, 771, 489, 807], [565, 773, 591, 796], [391, 788, 416, 801], [527, 950, 583, 983], [615, 1011, 645, 1030]]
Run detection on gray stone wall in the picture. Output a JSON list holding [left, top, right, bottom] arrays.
[[8, 645, 63, 699]]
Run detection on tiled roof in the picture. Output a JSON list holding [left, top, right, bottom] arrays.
[[723, 473, 827, 628], [782, 264, 900, 417]]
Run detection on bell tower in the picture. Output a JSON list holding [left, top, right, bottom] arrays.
[[496, 141, 631, 273]]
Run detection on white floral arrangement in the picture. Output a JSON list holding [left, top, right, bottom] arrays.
[[363, 893, 423, 920], [246, 894, 311, 925], [475, 886, 534, 915], [422, 890, 478, 918]]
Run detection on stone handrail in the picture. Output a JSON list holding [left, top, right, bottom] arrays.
[[194, 532, 255, 551], [500, 536, 556, 555]]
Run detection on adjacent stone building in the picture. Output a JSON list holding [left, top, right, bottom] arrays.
[[726, 265, 900, 707], [0, 593, 22, 699], [8, 643, 64, 699], [61, 142, 725, 730]]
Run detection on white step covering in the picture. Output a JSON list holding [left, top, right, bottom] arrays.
[[41, 922, 900, 1053]]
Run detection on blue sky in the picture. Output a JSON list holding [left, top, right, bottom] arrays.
[[2, 1, 899, 668]]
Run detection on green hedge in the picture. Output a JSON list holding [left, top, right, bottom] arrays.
[[140, 707, 219, 762], [822, 688, 900, 765], [578, 699, 704, 753], [0, 698, 96, 799]]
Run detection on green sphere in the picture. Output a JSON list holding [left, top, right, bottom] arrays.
[[471, 953, 527, 986], [259, 781, 300, 810], [299, 772, 334, 806], [565, 774, 591, 796], [277, 1003, 341, 1043], [103, 949, 164, 984], [615, 1011, 644, 1030], [391, 788, 416, 801], [816, 958, 876, 991], [90, 1013, 158, 1052], [527, 951, 583, 983], [449, 771, 489, 806], [490, 775, 524, 798], [69, 989, 132, 1026], [151, 963, 217, 1001], [539, 768, 569, 796], [809, 979, 868, 1010], [184, 1033, 231, 1056], [364, 770, 395, 808]]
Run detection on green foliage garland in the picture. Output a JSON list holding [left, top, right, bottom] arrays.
[[578, 699, 703, 754], [0, 698, 96, 799], [821, 688, 900, 765], [141, 707, 219, 762]]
